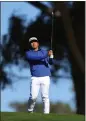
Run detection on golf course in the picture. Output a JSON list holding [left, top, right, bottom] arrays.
[[1, 112, 85, 121]]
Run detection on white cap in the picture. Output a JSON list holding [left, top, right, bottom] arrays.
[[29, 37, 38, 43]]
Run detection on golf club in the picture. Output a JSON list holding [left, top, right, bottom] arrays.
[[51, 11, 54, 50]]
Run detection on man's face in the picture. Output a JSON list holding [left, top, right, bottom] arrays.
[[30, 40, 39, 49]]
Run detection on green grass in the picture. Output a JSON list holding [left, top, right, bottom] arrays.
[[1, 112, 85, 121]]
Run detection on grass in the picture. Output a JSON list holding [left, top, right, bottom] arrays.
[[1, 112, 85, 121]]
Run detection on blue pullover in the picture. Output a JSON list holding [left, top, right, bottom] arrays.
[[26, 49, 53, 77]]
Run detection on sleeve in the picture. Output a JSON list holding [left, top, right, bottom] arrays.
[[26, 50, 48, 61], [47, 57, 54, 65], [48, 57, 61, 65]]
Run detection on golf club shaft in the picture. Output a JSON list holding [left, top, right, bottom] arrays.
[[51, 12, 54, 50]]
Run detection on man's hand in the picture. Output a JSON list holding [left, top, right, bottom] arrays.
[[48, 50, 53, 56], [48, 50, 54, 58]]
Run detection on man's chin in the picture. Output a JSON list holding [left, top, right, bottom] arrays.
[[32, 47, 38, 50], [33, 48, 37, 49]]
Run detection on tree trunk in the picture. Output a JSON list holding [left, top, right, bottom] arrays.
[[70, 56, 85, 114], [55, 2, 85, 114]]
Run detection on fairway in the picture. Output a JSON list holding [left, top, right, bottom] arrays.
[[1, 112, 85, 121]]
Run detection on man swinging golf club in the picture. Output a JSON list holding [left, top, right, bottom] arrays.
[[26, 37, 54, 114]]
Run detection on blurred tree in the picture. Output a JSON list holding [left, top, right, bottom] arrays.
[[1, 1, 85, 114], [9, 101, 74, 114]]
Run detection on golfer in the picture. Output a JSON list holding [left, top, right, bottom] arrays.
[[26, 37, 54, 114]]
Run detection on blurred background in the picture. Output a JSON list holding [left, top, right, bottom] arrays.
[[1, 1, 85, 114]]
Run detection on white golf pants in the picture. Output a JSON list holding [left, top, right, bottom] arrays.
[[28, 76, 50, 114]]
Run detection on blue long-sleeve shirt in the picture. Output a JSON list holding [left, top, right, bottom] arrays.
[[26, 49, 53, 77]]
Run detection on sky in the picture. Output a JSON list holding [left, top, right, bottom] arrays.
[[1, 1, 76, 112]]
